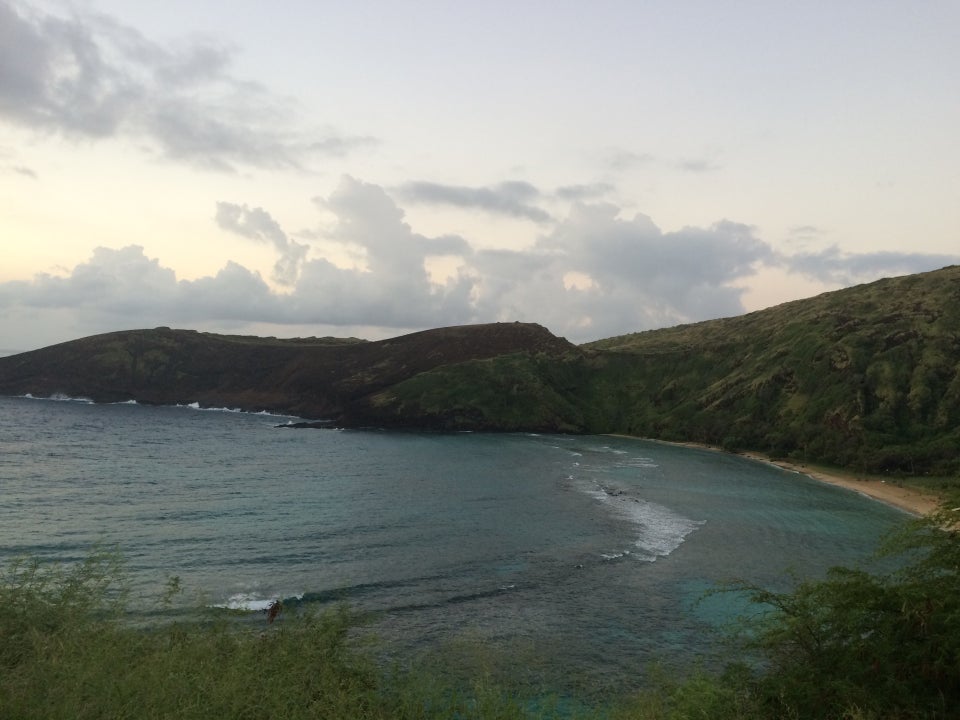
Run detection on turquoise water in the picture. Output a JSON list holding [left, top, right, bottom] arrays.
[[0, 394, 907, 694]]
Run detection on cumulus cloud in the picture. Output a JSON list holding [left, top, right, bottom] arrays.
[[1, 246, 176, 314], [0, 0, 369, 172], [397, 180, 552, 223], [294, 176, 475, 326], [0, 245, 279, 329], [466, 205, 774, 337], [0, 178, 479, 348], [215, 202, 308, 285], [0, 183, 776, 347], [4, 176, 957, 351]]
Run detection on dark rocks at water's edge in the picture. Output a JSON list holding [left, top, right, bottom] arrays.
[[2, 265, 960, 475]]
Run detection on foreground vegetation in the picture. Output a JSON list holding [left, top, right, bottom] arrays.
[[4, 500, 959, 719]]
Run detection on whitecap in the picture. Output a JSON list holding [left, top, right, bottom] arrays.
[[177, 402, 300, 418], [616, 457, 659, 469], [254, 409, 299, 418], [21, 392, 93, 404], [600, 551, 626, 560], [584, 483, 703, 562], [212, 591, 303, 612]]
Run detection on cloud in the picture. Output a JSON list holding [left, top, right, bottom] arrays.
[[1, 246, 177, 313], [0, 0, 367, 172], [293, 176, 475, 326], [785, 246, 960, 285], [470, 205, 774, 337], [215, 202, 308, 285], [0, 179, 480, 343], [5, 176, 955, 351], [397, 180, 552, 222], [0, 181, 774, 346], [555, 183, 614, 201], [0, 245, 279, 326]]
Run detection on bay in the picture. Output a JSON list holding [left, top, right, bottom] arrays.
[[0, 394, 907, 695]]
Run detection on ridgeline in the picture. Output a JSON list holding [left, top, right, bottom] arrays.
[[2, 265, 959, 475]]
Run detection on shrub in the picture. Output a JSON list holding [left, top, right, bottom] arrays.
[[724, 498, 960, 719]]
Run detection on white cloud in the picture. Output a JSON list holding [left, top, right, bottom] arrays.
[[215, 202, 308, 286], [0, 0, 370, 172], [293, 176, 476, 327], [2, 176, 957, 352]]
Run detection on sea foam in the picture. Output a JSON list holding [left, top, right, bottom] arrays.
[[21, 392, 94, 403], [585, 482, 704, 562], [213, 592, 303, 612]]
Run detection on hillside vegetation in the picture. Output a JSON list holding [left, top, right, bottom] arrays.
[[0, 322, 574, 421], [2, 266, 959, 475], [365, 266, 960, 476]]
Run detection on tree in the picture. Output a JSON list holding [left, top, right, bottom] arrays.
[[729, 498, 960, 719]]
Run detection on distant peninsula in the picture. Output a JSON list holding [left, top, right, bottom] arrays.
[[2, 265, 959, 478]]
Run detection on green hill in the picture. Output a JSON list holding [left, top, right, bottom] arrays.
[[2, 265, 959, 475], [580, 265, 960, 473], [0, 322, 576, 422], [352, 266, 960, 475]]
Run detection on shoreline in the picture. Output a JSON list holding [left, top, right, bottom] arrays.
[[615, 436, 940, 516], [737, 451, 939, 517]]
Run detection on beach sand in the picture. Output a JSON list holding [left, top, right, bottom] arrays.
[[737, 452, 939, 517], [616, 436, 940, 516]]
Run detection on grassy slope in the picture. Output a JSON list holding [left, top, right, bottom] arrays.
[[584, 266, 960, 474], [2, 268, 958, 475], [371, 266, 960, 476]]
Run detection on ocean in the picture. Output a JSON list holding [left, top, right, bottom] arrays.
[[0, 394, 907, 695]]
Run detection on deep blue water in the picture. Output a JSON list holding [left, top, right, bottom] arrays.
[[0, 394, 908, 694]]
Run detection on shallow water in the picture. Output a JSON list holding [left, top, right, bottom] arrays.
[[0, 394, 907, 693]]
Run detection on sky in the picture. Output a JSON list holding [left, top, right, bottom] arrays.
[[1, 0, 958, 354]]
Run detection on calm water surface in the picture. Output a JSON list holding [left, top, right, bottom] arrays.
[[0, 395, 908, 694]]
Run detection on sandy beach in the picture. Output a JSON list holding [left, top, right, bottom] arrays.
[[617, 436, 941, 516], [737, 452, 939, 517]]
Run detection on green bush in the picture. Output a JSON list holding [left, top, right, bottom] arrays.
[[0, 553, 559, 719], [6, 505, 960, 720], [721, 498, 960, 719]]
